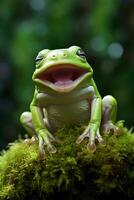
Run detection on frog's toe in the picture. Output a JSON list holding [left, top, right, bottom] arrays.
[[76, 131, 90, 144], [76, 128, 104, 152], [76, 129, 96, 152], [47, 132, 57, 142], [87, 142, 96, 152], [102, 122, 120, 136], [38, 134, 57, 159], [47, 144, 57, 154], [23, 135, 38, 145], [38, 135, 46, 159], [112, 126, 120, 136], [96, 131, 106, 146], [76, 134, 85, 144]]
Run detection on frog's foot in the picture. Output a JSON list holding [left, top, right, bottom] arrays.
[[38, 130, 57, 159], [76, 124, 104, 152], [102, 121, 120, 136], [23, 135, 38, 145]]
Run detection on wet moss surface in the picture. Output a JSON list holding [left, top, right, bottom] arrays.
[[0, 122, 134, 200]]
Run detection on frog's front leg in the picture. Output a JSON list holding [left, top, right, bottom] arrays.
[[20, 107, 56, 157], [101, 95, 120, 135], [76, 96, 104, 152], [31, 103, 57, 156]]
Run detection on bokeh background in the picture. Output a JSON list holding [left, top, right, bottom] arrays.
[[0, 0, 134, 150]]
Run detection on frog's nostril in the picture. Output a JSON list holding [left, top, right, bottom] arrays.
[[60, 52, 67, 58], [63, 53, 67, 57], [50, 51, 67, 60], [51, 54, 56, 59]]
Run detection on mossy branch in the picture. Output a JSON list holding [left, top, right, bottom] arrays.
[[0, 121, 134, 200]]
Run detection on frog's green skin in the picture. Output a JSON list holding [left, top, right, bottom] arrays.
[[20, 46, 119, 155]]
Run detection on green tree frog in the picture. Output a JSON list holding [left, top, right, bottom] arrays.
[[20, 46, 119, 155]]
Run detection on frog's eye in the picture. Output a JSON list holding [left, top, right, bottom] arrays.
[[76, 49, 86, 59], [35, 55, 43, 65]]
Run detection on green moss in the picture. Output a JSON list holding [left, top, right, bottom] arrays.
[[0, 122, 134, 200]]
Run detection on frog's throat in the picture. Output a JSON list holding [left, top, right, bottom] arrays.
[[33, 64, 92, 93]]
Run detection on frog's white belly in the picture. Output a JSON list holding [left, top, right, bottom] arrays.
[[44, 99, 90, 132], [36, 86, 94, 132]]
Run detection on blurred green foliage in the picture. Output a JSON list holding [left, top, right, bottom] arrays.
[[0, 0, 134, 149]]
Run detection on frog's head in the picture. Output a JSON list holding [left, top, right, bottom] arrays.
[[32, 46, 93, 93]]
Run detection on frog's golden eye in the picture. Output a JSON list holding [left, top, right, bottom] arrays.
[[35, 55, 43, 65], [76, 49, 86, 59]]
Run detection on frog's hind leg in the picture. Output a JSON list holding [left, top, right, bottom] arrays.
[[101, 95, 120, 136], [20, 112, 35, 136]]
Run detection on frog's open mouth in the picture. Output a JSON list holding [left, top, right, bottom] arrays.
[[34, 64, 90, 92]]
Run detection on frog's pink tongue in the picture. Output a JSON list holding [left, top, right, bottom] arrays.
[[54, 80, 73, 87], [52, 69, 73, 86]]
